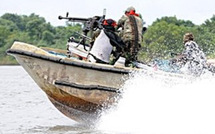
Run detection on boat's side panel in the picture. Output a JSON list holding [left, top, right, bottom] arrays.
[[7, 41, 130, 123], [48, 96, 100, 123], [14, 55, 125, 105], [14, 55, 107, 122]]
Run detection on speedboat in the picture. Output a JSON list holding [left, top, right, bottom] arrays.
[[7, 40, 193, 123], [7, 41, 133, 123]]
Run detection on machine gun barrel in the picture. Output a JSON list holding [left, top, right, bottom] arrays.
[[58, 16, 89, 22]]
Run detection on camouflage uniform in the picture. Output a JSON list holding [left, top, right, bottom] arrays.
[[117, 11, 143, 66]]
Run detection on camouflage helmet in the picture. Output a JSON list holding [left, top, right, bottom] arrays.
[[125, 6, 136, 13], [183, 33, 194, 44]]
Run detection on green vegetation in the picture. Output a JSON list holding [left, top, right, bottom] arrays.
[[1, 13, 215, 64], [0, 13, 82, 65], [140, 15, 215, 62]]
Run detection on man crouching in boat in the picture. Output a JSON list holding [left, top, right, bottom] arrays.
[[88, 19, 126, 64], [172, 33, 207, 76]]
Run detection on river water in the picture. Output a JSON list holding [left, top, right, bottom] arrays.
[[1, 66, 215, 134]]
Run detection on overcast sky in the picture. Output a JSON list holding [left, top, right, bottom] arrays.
[[0, 0, 215, 26]]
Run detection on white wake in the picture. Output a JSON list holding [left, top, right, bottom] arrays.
[[98, 71, 215, 134]]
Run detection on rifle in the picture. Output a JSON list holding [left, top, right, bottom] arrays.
[[59, 9, 106, 50]]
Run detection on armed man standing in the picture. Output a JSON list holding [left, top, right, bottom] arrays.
[[117, 6, 144, 67]]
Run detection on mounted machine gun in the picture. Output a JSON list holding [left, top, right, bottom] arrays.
[[58, 9, 106, 50]]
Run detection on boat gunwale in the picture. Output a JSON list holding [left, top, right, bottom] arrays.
[[7, 49, 132, 74]]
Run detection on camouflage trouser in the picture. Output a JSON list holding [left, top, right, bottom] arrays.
[[122, 40, 141, 66]]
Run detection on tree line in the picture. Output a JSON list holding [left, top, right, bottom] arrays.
[[0, 13, 215, 65], [140, 16, 215, 62], [0, 13, 82, 64]]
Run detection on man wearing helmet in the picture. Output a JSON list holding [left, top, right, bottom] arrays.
[[117, 6, 144, 66]]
